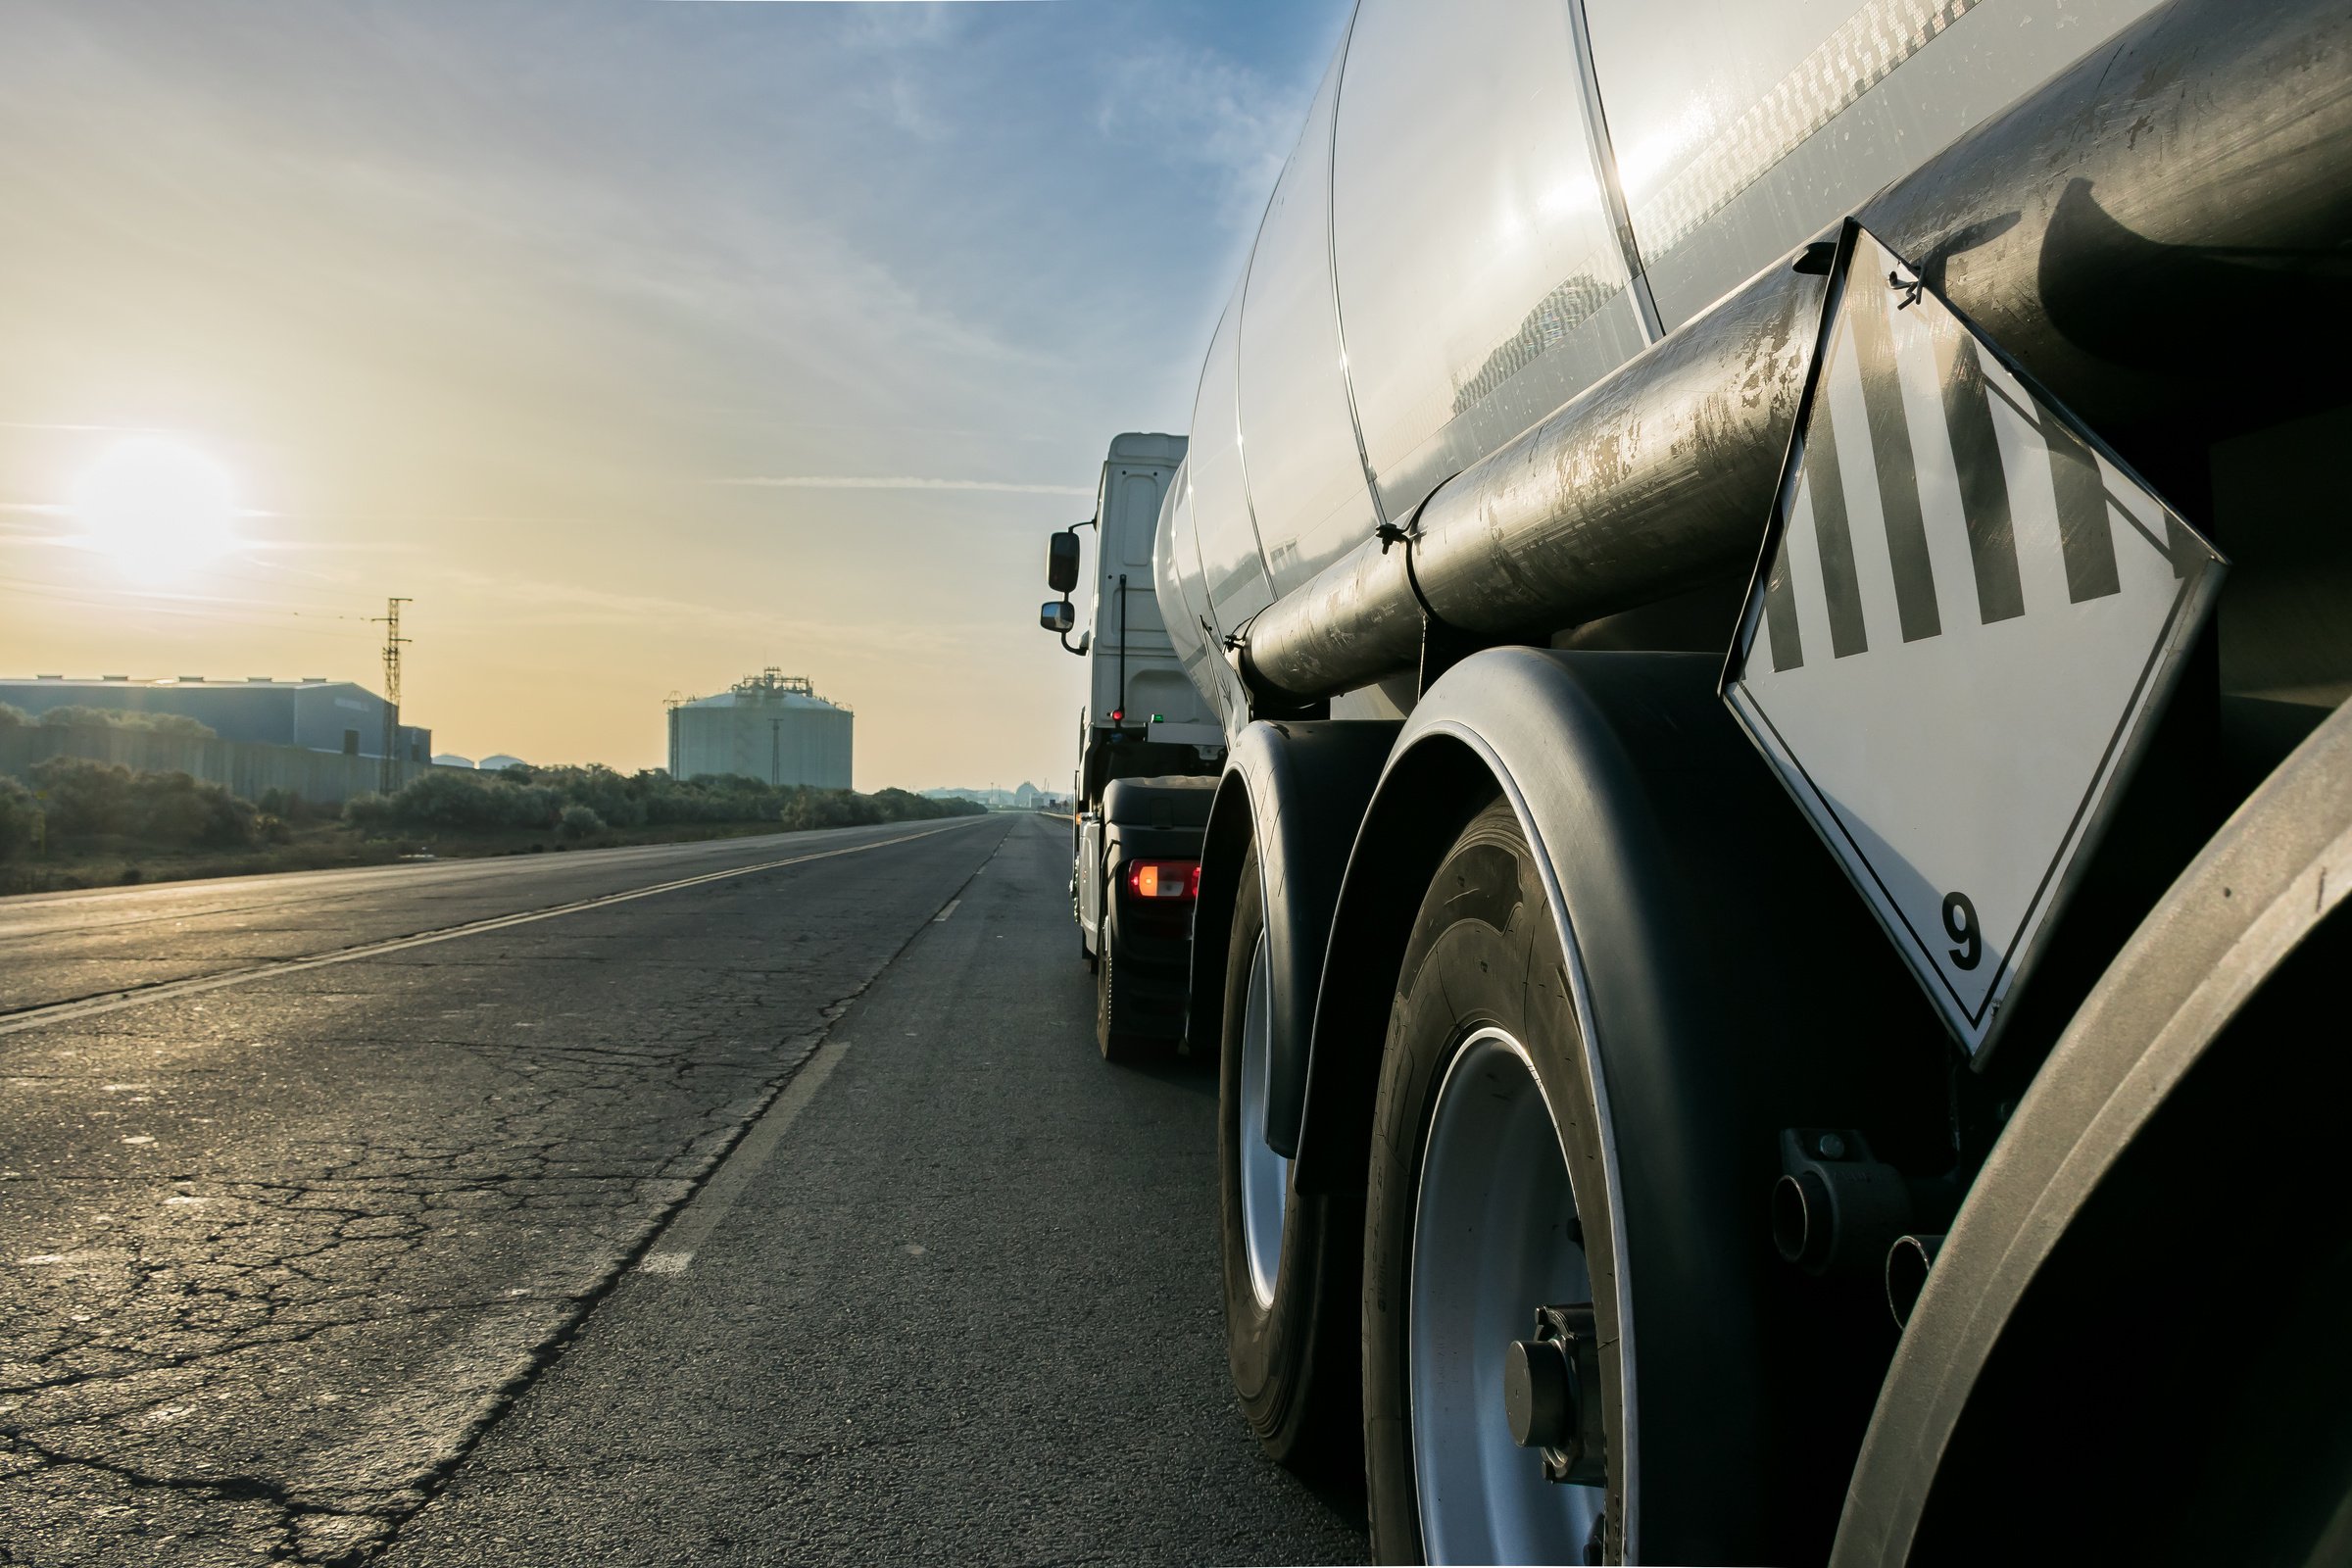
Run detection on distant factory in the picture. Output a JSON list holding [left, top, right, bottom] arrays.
[[0, 674, 429, 760], [667, 669, 852, 789]]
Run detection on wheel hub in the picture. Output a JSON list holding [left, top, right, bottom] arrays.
[[1409, 1029, 1605, 1563], [1505, 1303, 1607, 1486]]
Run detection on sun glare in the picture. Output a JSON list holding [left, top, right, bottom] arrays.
[[73, 436, 240, 580]]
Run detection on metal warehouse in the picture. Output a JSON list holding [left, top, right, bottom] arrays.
[[666, 669, 852, 789], [0, 675, 430, 760]]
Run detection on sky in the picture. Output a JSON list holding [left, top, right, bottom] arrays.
[[0, 0, 1351, 789]]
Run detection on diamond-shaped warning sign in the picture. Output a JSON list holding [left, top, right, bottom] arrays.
[[1723, 222, 2225, 1058]]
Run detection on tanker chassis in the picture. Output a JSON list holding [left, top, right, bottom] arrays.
[[1140, 0, 2352, 1561]]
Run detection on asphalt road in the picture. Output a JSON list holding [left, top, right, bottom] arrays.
[[0, 814, 1365, 1566]]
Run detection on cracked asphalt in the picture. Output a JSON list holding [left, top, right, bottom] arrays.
[[0, 815, 1365, 1565]]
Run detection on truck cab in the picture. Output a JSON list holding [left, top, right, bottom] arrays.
[[1040, 432, 1222, 1060]]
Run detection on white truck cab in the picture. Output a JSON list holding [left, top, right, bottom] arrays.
[[1039, 433, 1222, 1060]]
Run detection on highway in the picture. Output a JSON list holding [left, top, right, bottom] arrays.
[[0, 815, 1364, 1565]]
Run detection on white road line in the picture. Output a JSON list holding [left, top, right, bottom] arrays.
[[934, 899, 960, 922], [0, 819, 990, 1038], [636, 1028, 860, 1277]]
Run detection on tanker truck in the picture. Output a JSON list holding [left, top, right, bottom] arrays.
[[1131, 0, 2352, 1561], [1041, 433, 1223, 1059]]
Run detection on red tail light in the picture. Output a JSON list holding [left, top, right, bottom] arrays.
[[1124, 858, 1200, 901]]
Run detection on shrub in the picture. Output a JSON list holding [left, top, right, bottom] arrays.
[[346, 764, 980, 841], [0, 777, 41, 860], [343, 790, 394, 835], [30, 756, 133, 836], [256, 788, 317, 823], [25, 758, 254, 848], [126, 770, 256, 848], [347, 769, 560, 834], [0, 702, 27, 728]]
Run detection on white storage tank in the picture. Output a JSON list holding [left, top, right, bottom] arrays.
[[666, 669, 853, 789]]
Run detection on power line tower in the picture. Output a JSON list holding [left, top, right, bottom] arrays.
[[370, 597, 412, 794]]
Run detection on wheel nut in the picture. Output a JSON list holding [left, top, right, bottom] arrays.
[[1503, 1337, 1575, 1449]]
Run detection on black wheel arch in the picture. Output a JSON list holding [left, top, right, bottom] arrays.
[[1294, 646, 1950, 1563], [1187, 718, 1397, 1154]]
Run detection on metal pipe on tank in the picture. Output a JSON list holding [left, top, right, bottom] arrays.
[[1241, 0, 2352, 702]]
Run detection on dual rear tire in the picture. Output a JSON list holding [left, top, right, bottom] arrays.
[[1364, 803, 1618, 1563], [1096, 939, 1152, 1063], [1216, 844, 1362, 1470], [1219, 805, 1621, 1561]]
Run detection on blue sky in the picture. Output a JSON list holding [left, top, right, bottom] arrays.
[[0, 0, 1352, 785]]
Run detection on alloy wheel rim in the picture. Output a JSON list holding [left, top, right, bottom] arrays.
[[1409, 1027, 1603, 1564], [1238, 930, 1290, 1309]]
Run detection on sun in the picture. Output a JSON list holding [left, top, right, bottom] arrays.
[[73, 437, 240, 580]]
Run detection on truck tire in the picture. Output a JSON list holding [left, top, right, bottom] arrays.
[[1095, 938, 1151, 1064], [1218, 842, 1361, 1475], [1364, 800, 1619, 1565]]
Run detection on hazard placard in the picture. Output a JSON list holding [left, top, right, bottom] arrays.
[[1723, 221, 2225, 1058]]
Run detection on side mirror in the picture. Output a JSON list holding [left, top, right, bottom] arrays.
[[1047, 529, 1082, 595], [1040, 599, 1075, 634]]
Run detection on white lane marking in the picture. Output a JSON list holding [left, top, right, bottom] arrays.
[[0, 820, 992, 1038], [933, 899, 960, 922], [635, 1030, 861, 1278]]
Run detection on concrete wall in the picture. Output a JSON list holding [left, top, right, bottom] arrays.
[[0, 725, 448, 808]]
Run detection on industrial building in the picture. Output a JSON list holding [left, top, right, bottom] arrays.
[[668, 670, 852, 789], [0, 675, 429, 760]]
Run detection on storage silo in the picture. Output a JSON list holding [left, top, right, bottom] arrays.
[[666, 669, 853, 788]]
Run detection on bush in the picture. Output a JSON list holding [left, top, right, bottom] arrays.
[[127, 770, 257, 848], [26, 757, 254, 848], [0, 702, 26, 728], [0, 778, 41, 860], [343, 790, 393, 835], [341, 763, 982, 841], [773, 785, 985, 831], [256, 787, 318, 823], [345, 769, 560, 834], [35, 706, 216, 739], [30, 756, 133, 836]]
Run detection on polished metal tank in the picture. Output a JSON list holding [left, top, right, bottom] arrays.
[[1159, 0, 2352, 708]]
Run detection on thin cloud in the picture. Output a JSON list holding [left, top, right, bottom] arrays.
[[712, 475, 1091, 495], [1096, 40, 1307, 227]]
